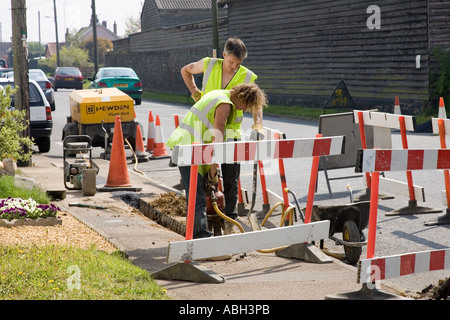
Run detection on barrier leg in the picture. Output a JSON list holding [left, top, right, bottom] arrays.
[[325, 171, 406, 300], [386, 116, 442, 216], [275, 134, 333, 264], [257, 160, 271, 217], [152, 164, 225, 284], [425, 119, 450, 225], [237, 178, 247, 216], [304, 134, 322, 224]]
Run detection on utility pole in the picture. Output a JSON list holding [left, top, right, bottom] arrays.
[[38, 11, 41, 59], [11, 0, 31, 167], [53, 0, 60, 67], [211, 0, 219, 57], [91, 0, 98, 75]]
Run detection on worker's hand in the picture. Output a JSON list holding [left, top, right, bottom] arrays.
[[205, 170, 219, 190], [191, 90, 202, 103], [250, 123, 265, 141]]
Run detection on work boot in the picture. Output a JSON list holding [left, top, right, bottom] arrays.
[[223, 221, 236, 235]]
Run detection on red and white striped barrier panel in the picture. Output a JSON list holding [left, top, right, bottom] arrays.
[[357, 148, 450, 173], [171, 136, 345, 167], [353, 109, 427, 206], [356, 148, 447, 258], [354, 109, 416, 131], [358, 248, 450, 284]]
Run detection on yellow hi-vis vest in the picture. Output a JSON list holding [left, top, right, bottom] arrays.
[[201, 57, 258, 138], [166, 90, 240, 176]]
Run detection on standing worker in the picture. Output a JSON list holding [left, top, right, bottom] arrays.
[[166, 83, 268, 239], [180, 38, 265, 234]]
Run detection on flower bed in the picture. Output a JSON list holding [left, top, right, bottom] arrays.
[[0, 197, 61, 227]]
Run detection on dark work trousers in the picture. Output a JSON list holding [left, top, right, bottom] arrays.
[[220, 163, 240, 220], [178, 163, 239, 239]]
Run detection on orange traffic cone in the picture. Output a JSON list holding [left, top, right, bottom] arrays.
[[438, 97, 447, 119], [146, 111, 155, 152], [151, 115, 170, 159], [174, 114, 180, 128], [394, 96, 401, 114], [104, 116, 132, 187], [134, 124, 150, 162]]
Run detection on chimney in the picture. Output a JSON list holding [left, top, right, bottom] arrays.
[[113, 21, 117, 34], [102, 21, 107, 28]]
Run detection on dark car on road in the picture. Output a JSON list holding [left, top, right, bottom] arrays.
[[0, 79, 53, 153], [53, 67, 83, 91]]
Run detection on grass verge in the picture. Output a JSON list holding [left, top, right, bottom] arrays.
[[0, 175, 169, 300], [0, 245, 169, 300]]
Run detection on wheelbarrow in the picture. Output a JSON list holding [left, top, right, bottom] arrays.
[[287, 188, 370, 264]]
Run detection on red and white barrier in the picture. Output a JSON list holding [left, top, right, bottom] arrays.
[[358, 248, 450, 284], [171, 137, 345, 167], [354, 109, 440, 215], [168, 135, 345, 262], [356, 148, 447, 258], [358, 148, 450, 173]]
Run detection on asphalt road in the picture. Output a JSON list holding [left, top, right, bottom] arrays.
[[44, 89, 450, 294]]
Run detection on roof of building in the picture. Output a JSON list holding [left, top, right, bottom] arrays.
[[78, 23, 121, 41], [154, 0, 223, 10]]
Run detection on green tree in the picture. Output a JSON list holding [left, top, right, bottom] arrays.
[[80, 38, 113, 66], [27, 42, 45, 59], [430, 46, 450, 103], [65, 28, 82, 47], [0, 85, 33, 162], [59, 46, 90, 67]]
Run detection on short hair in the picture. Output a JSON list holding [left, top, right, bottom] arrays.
[[230, 83, 268, 113], [224, 38, 248, 60]]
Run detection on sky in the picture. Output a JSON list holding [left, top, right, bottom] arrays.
[[0, 0, 144, 45]]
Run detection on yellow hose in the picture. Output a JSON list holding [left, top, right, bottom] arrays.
[[124, 138, 146, 176], [212, 203, 245, 233], [212, 201, 296, 254]]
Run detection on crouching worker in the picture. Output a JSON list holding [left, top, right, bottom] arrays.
[[166, 83, 268, 239]]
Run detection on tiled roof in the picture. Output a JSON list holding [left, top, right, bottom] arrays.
[[154, 0, 220, 10]]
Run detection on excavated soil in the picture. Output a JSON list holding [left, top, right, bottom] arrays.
[[148, 192, 187, 217]]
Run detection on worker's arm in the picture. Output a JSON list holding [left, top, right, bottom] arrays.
[[250, 107, 265, 140], [181, 59, 204, 102], [252, 108, 263, 126], [209, 103, 231, 179]]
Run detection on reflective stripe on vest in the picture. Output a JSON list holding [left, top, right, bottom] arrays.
[[202, 58, 217, 92], [184, 96, 225, 143]]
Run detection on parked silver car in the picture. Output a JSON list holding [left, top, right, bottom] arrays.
[[0, 79, 53, 153], [0, 69, 56, 111]]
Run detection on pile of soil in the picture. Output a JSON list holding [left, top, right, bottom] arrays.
[[417, 277, 450, 300], [149, 192, 187, 217]]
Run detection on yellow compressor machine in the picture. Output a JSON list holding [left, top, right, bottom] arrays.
[[62, 88, 141, 159]]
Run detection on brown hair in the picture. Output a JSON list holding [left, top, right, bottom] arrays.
[[224, 38, 248, 60], [230, 83, 268, 113]]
